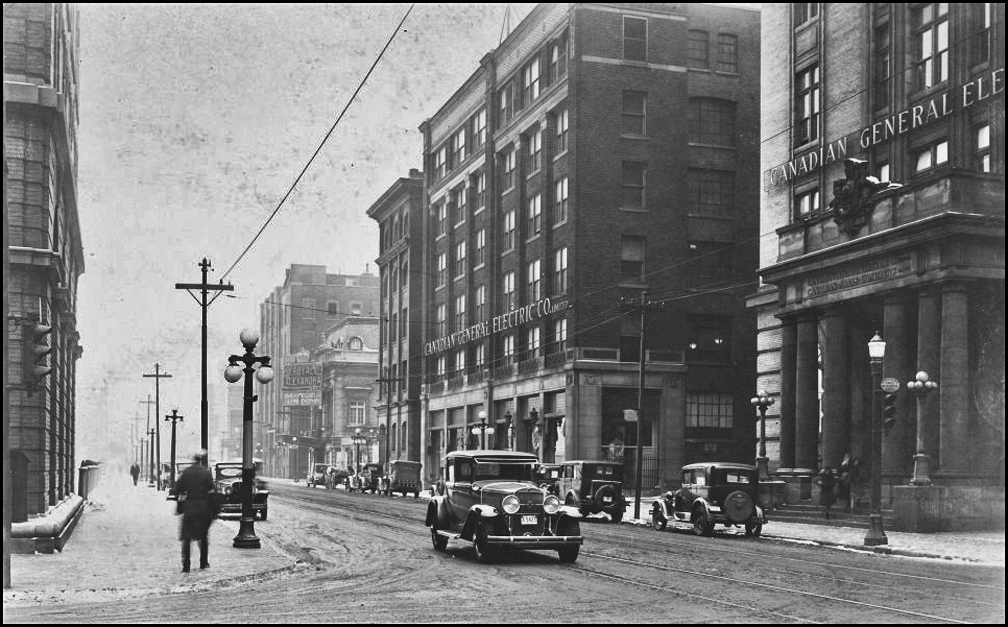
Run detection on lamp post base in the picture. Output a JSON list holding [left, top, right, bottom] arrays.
[[233, 517, 261, 549], [910, 454, 933, 486], [756, 456, 770, 482], [863, 513, 888, 546]]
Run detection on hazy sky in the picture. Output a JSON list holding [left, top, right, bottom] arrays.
[[75, 3, 536, 460]]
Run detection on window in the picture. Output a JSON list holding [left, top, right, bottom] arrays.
[[554, 177, 569, 224], [504, 271, 516, 310], [454, 241, 466, 278], [455, 350, 466, 376], [622, 91, 647, 135], [527, 127, 542, 172], [527, 259, 541, 302], [400, 257, 408, 290], [793, 3, 819, 26], [795, 188, 821, 217], [436, 303, 447, 336], [553, 318, 567, 354], [437, 355, 446, 377], [474, 171, 486, 209], [498, 81, 514, 127], [688, 241, 732, 286], [877, 161, 890, 183], [473, 109, 487, 149], [526, 326, 541, 360], [350, 401, 366, 425], [795, 65, 820, 144], [351, 301, 362, 315], [971, 3, 992, 66], [688, 169, 735, 218], [455, 294, 466, 330], [689, 98, 736, 146], [686, 392, 733, 429], [435, 146, 447, 180], [621, 161, 646, 209], [550, 33, 568, 82], [688, 29, 708, 69], [502, 148, 516, 190], [328, 301, 339, 315], [475, 229, 486, 266], [502, 334, 515, 364], [621, 236, 646, 284], [874, 23, 891, 110], [451, 187, 466, 225], [502, 210, 516, 250], [716, 33, 738, 73], [554, 247, 568, 294], [475, 285, 486, 320], [914, 139, 948, 173], [555, 108, 569, 154], [687, 315, 732, 363], [302, 298, 316, 318], [522, 57, 541, 107], [453, 129, 466, 167], [437, 201, 447, 235], [528, 193, 542, 236], [913, 3, 948, 90], [976, 125, 991, 173], [400, 306, 408, 338], [474, 342, 485, 368], [390, 312, 398, 341], [623, 16, 647, 62], [437, 252, 447, 287]]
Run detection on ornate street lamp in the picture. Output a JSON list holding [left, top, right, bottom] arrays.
[[352, 427, 366, 474], [750, 389, 775, 481], [165, 409, 184, 496], [224, 328, 274, 549], [471, 410, 496, 450], [864, 332, 888, 547], [907, 370, 939, 486]]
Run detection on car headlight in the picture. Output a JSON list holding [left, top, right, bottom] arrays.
[[502, 495, 521, 514], [543, 495, 560, 515], [224, 486, 232, 496]]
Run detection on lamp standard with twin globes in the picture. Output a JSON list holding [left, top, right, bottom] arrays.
[[750, 390, 775, 481], [907, 370, 939, 486], [165, 409, 184, 496], [224, 328, 274, 549], [352, 428, 366, 474], [472, 410, 495, 449], [864, 332, 888, 547]]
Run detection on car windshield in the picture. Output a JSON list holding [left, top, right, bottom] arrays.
[[474, 461, 536, 481], [586, 465, 623, 481], [716, 469, 754, 485]]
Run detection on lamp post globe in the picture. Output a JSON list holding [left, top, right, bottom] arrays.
[[239, 328, 260, 348], [256, 364, 274, 384], [224, 364, 243, 383]]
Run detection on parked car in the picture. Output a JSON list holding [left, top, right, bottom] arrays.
[[346, 472, 365, 493], [213, 460, 269, 520], [536, 463, 562, 495], [307, 463, 329, 488], [386, 460, 423, 497], [651, 462, 765, 537], [360, 462, 385, 494], [425, 450, 583, 563], [555, 460, 627, 522], [167, 461, 195, 500]]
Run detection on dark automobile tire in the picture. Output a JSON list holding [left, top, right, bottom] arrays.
[[723, 490, 755, 524], [745, 521, 762, 537], [651, 506, 667, 531], [557, 518, 581, 563], [609, 509, 624, 524], [260, 508, 268, 521], [693, 508, 714, 536], [594, 484, 617, 511], [473, 524, 494, 564]]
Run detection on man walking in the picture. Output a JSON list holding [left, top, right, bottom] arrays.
[[175, 450, 216, 572], [130, 462, 141, 486]]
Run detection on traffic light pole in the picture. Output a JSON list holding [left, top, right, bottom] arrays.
[[176, 258, 233, 462]]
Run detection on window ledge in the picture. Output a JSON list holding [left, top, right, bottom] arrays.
[[619, 206, 649, 213], [553, 149, 569, 161], [620, 133, 649, 141], [688, 142, 738, 151]]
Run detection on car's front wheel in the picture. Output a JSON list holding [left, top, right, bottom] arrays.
[[693, 508, 714, 536], [556, 517, 581, 563], [745, 521, 762, 537], [260, 508, 268, 521], [431, 526, 448, 551], [473, 524, 494, 563], [651, 506, 667, 531]]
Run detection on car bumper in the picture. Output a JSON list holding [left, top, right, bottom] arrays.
[[220, 503, 266, 513], [486, 534, 583, 548]]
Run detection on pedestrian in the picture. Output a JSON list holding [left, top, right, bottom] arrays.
[[174, 450, 216, 573], [818, 468, 836, 519], [130, 462, 140, 486], [837, 454, 855, 512]]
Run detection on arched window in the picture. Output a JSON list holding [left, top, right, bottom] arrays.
[[348, 336, 364, 351], [390, 423, 398, 454]]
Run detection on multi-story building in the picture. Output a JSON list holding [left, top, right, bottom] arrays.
[[4, 3, 84, 522], [257, 265, 379, 478], [751, 3, 1004, 530], [367, 169, 425, 467], [416, 3, 760, 490]]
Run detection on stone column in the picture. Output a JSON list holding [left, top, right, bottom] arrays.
[[938, 283, 970, 474], [778, 318, 798, 471], [794, 313, 819, 473], [914, 287, 941, 481], [821, 309, 849, 471], [847, 328, 871, 466], [882, 294, 915, 477]]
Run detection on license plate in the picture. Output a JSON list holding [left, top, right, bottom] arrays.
[[603, 496, 612, 503], [521, 515, 537, 525]]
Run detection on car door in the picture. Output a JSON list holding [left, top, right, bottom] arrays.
[[445, 458, 475, 528]]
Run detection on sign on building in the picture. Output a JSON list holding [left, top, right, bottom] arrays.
[[283, 361, 321, 407]]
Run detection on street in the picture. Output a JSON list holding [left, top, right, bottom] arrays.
[[5, 481, 1004, 624]]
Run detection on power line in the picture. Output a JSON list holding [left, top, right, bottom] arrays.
[[221, 3, 415, 282]]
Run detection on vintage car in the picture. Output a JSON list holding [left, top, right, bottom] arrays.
[[651, 462, 765, 537], [386, 460, 423, 497], [213, 460, 269, 520], [555, 460, 627, 522], [536, 463, 562, 496], [360, 462, 386, 494], [166, 461, 195, 500], [326, 466, 352, 490], [346, 472, 365, 493], [425, 450, 583, 563], [307, 463, 329, 488]]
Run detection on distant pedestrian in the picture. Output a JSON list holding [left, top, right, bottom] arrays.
[[818, 468, 837, 519], [175, 450, 216, 573], [837, 454, 858, 512], [130, 462, 140, 486]]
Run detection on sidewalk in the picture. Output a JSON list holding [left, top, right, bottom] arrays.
[[3, 474, 295, 607]]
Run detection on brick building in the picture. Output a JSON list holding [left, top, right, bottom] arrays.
[[4, 3, 84, 522], [413, 3, 760, 490], [750, 3, 1004, 530], [257, 265, 379, 478]]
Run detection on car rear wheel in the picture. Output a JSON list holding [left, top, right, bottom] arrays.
[[693, 508, 714, 536], [745, 521, 762, 537], [651, 506, 667, 531], [473, 524, 494, 563]]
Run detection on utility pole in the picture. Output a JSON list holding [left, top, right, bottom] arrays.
[[142, 363, 172, 490], [620, 290, 664, 521], [165, 409, 184, 494], [176, 257, 234, 461], [139, 396, 156, 486]]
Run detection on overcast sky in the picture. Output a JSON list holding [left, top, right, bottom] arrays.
[[75, 3, 536, 460]]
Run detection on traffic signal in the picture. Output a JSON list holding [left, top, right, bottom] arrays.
[[882, 391, 898, 434], [22, 322, 53, 392]]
